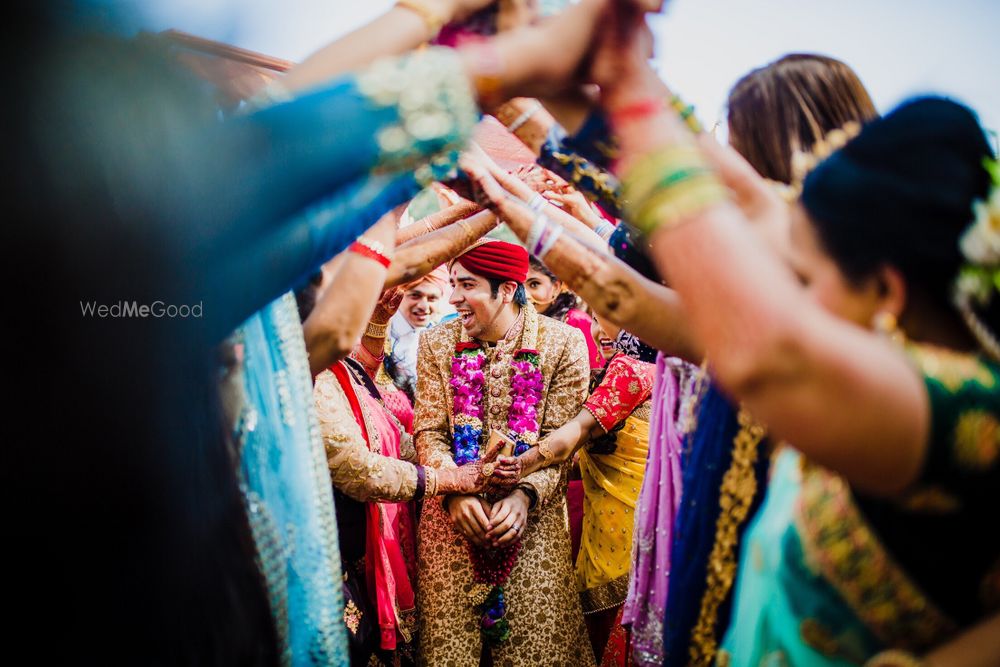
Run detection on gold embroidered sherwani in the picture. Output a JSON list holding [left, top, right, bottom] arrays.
[[413, 313, 595, 667]]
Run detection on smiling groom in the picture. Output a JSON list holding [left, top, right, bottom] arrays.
[[413, 239, 594, 666]]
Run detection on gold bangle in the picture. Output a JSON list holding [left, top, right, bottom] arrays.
[[457, 218, 477, 240], [622, 145, 729, 236], [395, 0, 445, 39], [366, 320, 389, 338]]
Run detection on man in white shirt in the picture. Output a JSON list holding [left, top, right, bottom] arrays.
[[388, 266, 450, 384]]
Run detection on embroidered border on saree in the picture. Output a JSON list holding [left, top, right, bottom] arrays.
[[794, 465, 957, 651], [580, 573, 631, 614], [688, 408, 765, 667]]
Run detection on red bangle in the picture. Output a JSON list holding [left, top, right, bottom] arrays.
[[349, 240, 391, 268], [608, 98, 665, 127]]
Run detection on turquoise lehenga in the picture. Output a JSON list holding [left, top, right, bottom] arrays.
[[719, 345, 1000, 665], [229, 49, 479, 665]]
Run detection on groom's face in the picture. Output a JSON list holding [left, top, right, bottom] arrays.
[[449, 265, 512, 340]]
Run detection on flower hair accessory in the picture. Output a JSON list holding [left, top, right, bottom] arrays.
[[954, 157, 1000, 361]]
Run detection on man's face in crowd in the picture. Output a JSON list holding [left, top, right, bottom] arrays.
[[401, 282, 443, 328]]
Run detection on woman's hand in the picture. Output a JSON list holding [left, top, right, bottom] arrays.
[[370, 286, 404, 325], [436, 430, 508, 495], [542, 188, 604, 229], [460, 0, 610, 104], [436, 465, 487, 495], [486, 454, 523, 491]]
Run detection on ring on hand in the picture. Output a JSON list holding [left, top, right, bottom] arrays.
[[482, 462, 495, 478], [512, 523, 520, 533]]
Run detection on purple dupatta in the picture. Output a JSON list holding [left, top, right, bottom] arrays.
[[621, 353, 685, 666]]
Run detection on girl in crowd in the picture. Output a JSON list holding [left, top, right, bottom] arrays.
[[527, 256, 606, 370]]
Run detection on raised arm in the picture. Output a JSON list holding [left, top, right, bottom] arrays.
[[463, 152, 702, 361], [386, 209, 499, 287], [303, 209, 397, 376], [396, 200, 481, 245], [599, 43, 929, 495], [280, 1, 500, 94]]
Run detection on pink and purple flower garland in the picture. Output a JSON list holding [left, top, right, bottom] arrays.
[[450, 341, 486, 464], [448, 342, 543, 646], [508, 349, 543, 454]]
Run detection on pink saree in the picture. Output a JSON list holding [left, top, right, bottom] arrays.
[[331, 362, 417, 651]]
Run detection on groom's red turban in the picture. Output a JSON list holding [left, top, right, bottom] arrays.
[[451, 239, 529, 284]]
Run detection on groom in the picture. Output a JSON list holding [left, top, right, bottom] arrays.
[[413, 239, 594, 666]]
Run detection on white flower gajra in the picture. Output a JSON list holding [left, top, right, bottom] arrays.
[[956, 158, 1000, 305]]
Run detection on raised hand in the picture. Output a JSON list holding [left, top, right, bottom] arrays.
[[370, 286, 404, 325], [542, 188, 604, 230], [589, 3, 653, 95]]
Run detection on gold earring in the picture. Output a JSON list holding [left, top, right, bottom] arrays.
[[873, 311, 905, 346]]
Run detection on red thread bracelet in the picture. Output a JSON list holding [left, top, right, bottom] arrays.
[[349, 240, 392, 268]]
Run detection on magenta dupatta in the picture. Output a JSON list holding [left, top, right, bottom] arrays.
[[621, 353, 684, 666]]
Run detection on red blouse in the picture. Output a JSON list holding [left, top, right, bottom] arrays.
[[583, 354, 656, 432]]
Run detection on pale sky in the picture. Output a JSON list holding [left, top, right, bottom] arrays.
[[137, 0, 1000, 138]]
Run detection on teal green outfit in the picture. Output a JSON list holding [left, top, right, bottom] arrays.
[[719, 345, 1000, 665]]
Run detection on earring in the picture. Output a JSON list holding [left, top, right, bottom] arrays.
[[873, 311, 906, 346]]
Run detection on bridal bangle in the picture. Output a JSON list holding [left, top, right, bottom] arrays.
[[414, 465, 427, 500], [507, 100, 544, 134], [622, 144, 728, 236], [366, 320, 389, 338], [669, 94, 704, 134]]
